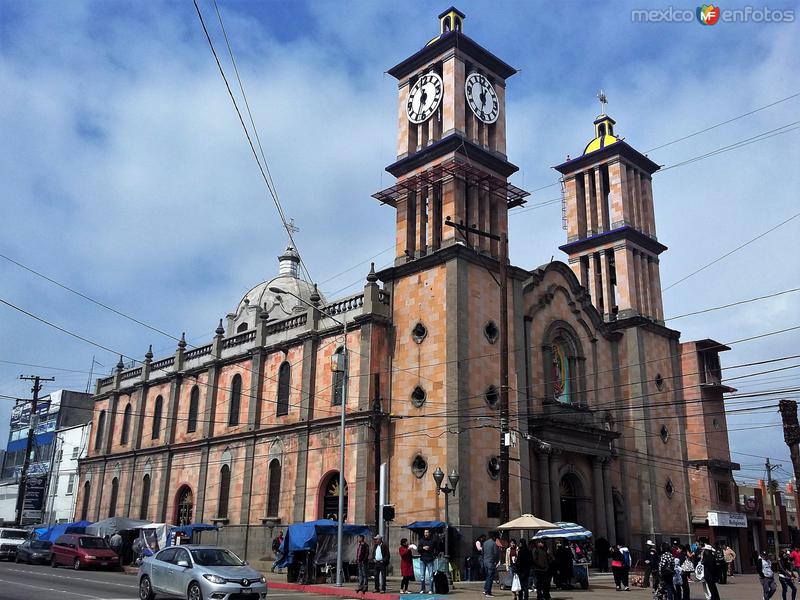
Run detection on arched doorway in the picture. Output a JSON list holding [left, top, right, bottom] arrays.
[[175, 485, 194, 525], [318, 472, 348, 521], [559, 473, 582, 523]]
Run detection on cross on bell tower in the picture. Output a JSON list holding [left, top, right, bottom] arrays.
[[555, 107, 666, 322]]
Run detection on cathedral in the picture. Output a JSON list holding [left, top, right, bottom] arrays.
[[76, 8, 742, 561]]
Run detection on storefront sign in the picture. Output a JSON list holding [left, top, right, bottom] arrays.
[[708, 511, 747, 528]]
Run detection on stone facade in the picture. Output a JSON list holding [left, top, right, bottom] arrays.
[[76, 10, 737, 563]]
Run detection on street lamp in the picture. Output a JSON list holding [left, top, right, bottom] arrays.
[[269, 285, 349, 586], [433, 467, 459, 576]]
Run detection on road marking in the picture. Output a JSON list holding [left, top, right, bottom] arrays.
[[0, 576, 104, 598], [5, 566, 138, 588]]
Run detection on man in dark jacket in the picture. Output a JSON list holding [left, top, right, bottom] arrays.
[[701, 543, 721, 600], [533, 541, 552, 600], [356, 535, 369, 593], [482, 533, 499, 597], [418, 529, 437, 594], [644, 540, 659, 589], [372, 535, 390, 593]]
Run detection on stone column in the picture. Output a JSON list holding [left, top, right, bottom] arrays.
[[603, 459, 616, 543], [586, 251, 599, 308], [549, 450, 561, 522], [537, 450, 551, 521], [592, 457, 608, 540], [586, 169, 598, 236]]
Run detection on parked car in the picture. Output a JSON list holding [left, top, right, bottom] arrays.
[[138, 545, 267, 600], [15, 539, 52, 564], [0, 528, 29, 561], [51, 534, 118, 570]]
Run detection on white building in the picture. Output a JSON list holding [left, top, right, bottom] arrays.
[[44, 423, 91, 523]]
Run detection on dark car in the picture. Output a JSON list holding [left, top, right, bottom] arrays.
[[15, 540, 52, 564], [51, 534, 118, 570]]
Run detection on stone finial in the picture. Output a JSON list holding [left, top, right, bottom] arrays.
[[215, 318, 225, 337], [366, 262, 378, 283], [178, 332, 187, 350], [116, 355, 125, 371], [310, 284, 321, 306], [145, 345, 153, 362]]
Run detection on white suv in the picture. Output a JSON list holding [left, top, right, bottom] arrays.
[[0, 528, 29, 560]]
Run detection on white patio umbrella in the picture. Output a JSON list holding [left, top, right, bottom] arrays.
[[497, 514, 558, 531]]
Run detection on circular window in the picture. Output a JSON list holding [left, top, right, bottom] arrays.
[[487, 457, 500, 480], [484, 321, 499, 344], [411, 323, 427, 343], [411, 455, 428, 479], [485, 385, 499, 407], [655, 374, 665, 391], [660, 425, 669, 443], [411, 386, 427, 408], [665, 479, 675, 498]]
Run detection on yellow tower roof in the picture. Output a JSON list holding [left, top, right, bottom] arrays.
[[583, 114, 620, 155]]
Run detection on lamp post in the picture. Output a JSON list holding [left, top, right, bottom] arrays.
[[269, 285, 348, 586], [433, 466, 459, 576]]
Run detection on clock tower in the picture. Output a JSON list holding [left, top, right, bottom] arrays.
[[373, 9, 529, 540], [373, 6, 528, 261]]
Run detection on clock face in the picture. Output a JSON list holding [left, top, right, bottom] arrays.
[[406, 72, 443, 124], [465, 72, 499, 124]]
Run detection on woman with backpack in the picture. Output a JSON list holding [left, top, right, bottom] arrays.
[[610, 543, 631, 591]]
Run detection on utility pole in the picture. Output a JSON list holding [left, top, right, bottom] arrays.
[[444, 217, 511, 524], [371, 373, 383, 532], [779, 399, 800, 512], [15, 375, 55, 526], [766, 457, 781, 553]]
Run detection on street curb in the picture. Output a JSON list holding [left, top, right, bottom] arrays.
[[269, 581, 402, 600]]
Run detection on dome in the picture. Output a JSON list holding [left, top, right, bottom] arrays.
[[227, 243, 325, 335], [583, 114, 620, 156]]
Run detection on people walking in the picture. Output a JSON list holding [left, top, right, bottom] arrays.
[[398, 538, 414, 594], [791, 546, 800, 580], [507, 539, 519, 600], [533, 541, 552, 600], [778, 550, 797, 600], [656, 542, 675, 600], [418, 529, 437, 594], [644, 540, 659, 589], [516, 540, 533, 600], [597, 537, 610, 573], [760, 550, 778, 600], [679, 545, 694, 600], [372, 535, 390, 593], [714, 543, 727, 584], [271, 531, 284, 573], [482, 532, 499, 597], [356, 534, 369, 593], [699, 542, 720, 600], [611, 543, 631, 591], [723, 544, 736, 578]]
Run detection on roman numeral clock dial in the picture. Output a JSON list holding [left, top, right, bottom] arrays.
[[465, 72, 499, 124], [406, 72, 443, 124]]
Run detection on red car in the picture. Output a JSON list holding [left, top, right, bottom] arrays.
[[51, 534, 119, 570]]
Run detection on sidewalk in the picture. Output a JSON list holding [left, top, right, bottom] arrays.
[[263, 571, 762, 600]]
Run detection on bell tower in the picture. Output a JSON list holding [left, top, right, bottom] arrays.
[[372, 6, 528, 262], [555, 106, 666, 322]]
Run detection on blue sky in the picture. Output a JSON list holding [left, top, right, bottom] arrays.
[[1, 0, 799, 487]]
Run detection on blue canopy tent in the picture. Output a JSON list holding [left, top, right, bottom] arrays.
[[37, 520, 92, 541], [532, 522, 592, 541], [275, 519, 372, 570], [405, 521, 447, 531], [171, 523, 218, 537]]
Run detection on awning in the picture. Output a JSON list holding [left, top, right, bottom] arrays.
[[498, 514, 558, 531], [532, 522, 592, 540]]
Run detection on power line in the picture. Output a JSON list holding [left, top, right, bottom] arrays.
[[644, 92, 800, 153], [664, 287, 800, 321], [663, 212, 800, 291]]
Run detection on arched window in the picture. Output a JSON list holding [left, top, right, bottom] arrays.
[[187, 386, 199, 433], [218, 465, 231, 519], [108, 477, 119, 518], [140, 474, 151, 520], [276, 362, 291, 416], [229, 374, 242, 426], [598, 122, 607, 137], [319, 473, 348, 521], [175, 486, 193, 526], [236, 322, 248, 333], [81, 481, 91, 521], [120, 403, 132, 445], [332, 347, 345, 406], [543, 323, 585, 406], [151, 395, 163, 439], [94, 410, 106, 450], [267, 459, 281, 517]]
